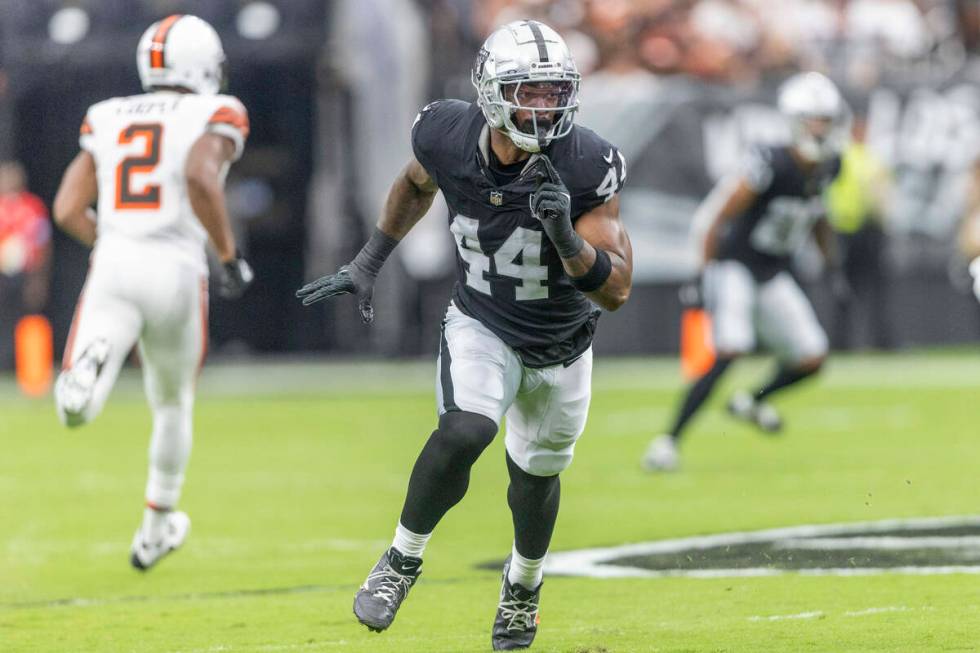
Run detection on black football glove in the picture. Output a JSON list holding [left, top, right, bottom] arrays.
[[295, 263, 375, 323], [218, 254, 254, 299], [530, 155, 583, 259]]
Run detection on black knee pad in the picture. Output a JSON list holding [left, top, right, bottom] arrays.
[[434, 410, 498, 463]]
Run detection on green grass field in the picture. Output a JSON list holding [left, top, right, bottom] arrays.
[[2, 352, 979, 652]]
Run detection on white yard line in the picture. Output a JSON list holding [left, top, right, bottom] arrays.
[[748, 611, 824, 622], [844, 606, 912, 617]]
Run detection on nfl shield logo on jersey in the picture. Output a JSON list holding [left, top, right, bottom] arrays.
[[489, 191, 503, 206]]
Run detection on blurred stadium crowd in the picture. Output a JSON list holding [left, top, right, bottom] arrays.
[[430, 0, 980, 85], [2, 0, 980, 372]]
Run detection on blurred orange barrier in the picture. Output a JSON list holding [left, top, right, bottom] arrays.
[[15, 314, 53, 397], [680, 308, 715, 381]]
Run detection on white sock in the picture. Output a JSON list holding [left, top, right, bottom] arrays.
[[142, 506, 170, 543], [392, 522, 431, 559], [508, 543, 545, 589]]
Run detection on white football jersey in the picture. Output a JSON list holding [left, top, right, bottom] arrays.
[[79, 91, 249, 271]]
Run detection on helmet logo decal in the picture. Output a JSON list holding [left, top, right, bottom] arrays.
[[149, 14, 182, 70], [475, 47, 490, 80]]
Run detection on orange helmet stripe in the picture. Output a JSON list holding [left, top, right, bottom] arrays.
[[149, 14, 182, 70]]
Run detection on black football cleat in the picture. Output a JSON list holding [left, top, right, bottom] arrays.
[[353, 547, 422, 633], [492, 557, 542, 651]]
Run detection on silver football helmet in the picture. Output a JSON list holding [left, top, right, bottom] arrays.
[[778, 72, 849, 163], [472, 20, 580, 153]]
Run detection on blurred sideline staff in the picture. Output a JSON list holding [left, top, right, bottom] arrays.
[[826, 113, 894, 349], [0, 161, 51, 370]]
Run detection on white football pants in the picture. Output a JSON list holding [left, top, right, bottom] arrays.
[[703, 259, 828, 363], [56, 238, 207, 509], [436, 302, 593, 477]]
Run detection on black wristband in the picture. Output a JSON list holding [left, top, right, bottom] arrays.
[[351, 228, 399, 280], [570, 248, 612, 293]]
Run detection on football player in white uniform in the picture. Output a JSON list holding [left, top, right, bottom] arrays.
[[52, 14, 253, 570]]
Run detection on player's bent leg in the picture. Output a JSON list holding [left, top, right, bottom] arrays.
[[741, 272, 829, 433], [644, 354, 737, 472], [647, 260, 757, 467], [55, 281, 142, 427], [399, 411, 499, 534], [353, 411, 499, 633], [492, 454, 555, 650], [54, 338, 111, 427], [495, 350, 590, 649]]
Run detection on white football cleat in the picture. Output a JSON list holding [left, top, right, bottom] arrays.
[[130, 511, 191, 571], [56, 338, 111, 420], [727, 390, 782, 433], [642, 434, 679, 472]]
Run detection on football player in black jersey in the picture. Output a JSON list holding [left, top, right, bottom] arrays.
[[644, 72, 848, 472], [296, 20, 631, 650]]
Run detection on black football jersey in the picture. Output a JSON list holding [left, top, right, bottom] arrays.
[[716, 145, 841, 281], [412, 100, 626, 367]]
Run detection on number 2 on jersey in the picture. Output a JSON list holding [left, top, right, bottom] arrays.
[[115, 123, 162, 210]]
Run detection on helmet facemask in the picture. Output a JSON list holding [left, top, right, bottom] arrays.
[[499, 78, 578, 151], [471, 25, 581, 153], [788, 114, 848, 163]]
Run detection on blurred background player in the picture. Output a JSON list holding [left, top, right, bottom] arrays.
[[644, 72, 847, 472], [51, 15, 254, 570], [0, 161, 51, 371], [297, 20, 630, 650]]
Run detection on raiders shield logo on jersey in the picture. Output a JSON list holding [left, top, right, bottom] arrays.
[[489, 190, 503, 206]]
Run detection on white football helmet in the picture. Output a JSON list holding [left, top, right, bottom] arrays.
[[778, 72, 848, 163], [472, 20, 580, 153], [137, 15, 226, 96]]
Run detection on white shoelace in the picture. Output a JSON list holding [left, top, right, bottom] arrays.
[[365, 564, 416, 605], [498, 593, 538, 631]]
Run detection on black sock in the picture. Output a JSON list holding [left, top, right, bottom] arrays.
[[754, 364, 820, 401], [398, 411, 498, 534], [668, 357, 733, 442], [506, 453, 560, 560]]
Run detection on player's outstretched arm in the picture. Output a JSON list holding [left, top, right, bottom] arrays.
[[53, 151, 98, 247], [186, 133, 253, 299], [296, 157, 437, 322]]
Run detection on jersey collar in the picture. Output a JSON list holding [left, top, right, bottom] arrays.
[[477, 124, 545, 185]]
